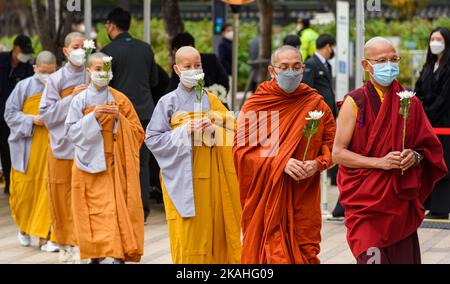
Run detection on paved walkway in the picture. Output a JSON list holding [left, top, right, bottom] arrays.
[[0, 184, 449, 264]]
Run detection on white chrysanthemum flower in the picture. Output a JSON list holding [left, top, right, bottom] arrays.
[[194, 73, 205, 81], [205, 84, 228, 103], [397, 90, 416, 100], [83, 39, 96, 50], [305, 110, 324, 120], [103, 56, 113, 63]]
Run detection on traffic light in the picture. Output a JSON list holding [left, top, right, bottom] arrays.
[[213, 0, 226, 35]]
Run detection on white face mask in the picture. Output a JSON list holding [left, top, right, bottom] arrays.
[[225, 31, 234, 41], [68, 48, 86, 66], [179, 69, 204, 88], [430, 41, 445, 55], [17, 53, 32, 63], [35, 73, 50, 85], [91, 71, 113, 88]]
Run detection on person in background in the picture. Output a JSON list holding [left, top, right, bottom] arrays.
[[218, 24, 233, 76], [0, 35, 34, 195], [415, 27, 450, 220], [298, 18, 319, 62], [102, 7, 159, 224], [283, 35, 301, 49], [248, 34, 260, 92], [167, 32, 229, 94]]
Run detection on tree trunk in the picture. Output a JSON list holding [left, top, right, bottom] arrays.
[[31, 0, 74, 65], [257, 0, 273, 82], [161, 0, 184, 49]]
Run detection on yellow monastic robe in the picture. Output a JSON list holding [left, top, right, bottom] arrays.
[[71, 88, 145, 262], [9, 94, 52, 239], [46, 87, 75, 246], [161, 93, 242, 264]]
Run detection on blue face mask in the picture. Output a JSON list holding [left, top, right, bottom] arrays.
[[276, 70, 303, 93], [369, 62, 400, 86]]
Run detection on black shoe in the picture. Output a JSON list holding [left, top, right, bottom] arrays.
[[88, 258, 104, 264], [425, 212, 449, 220]]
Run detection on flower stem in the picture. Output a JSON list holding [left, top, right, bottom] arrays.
[[303, 136, 312, 162], [401, 115, 407, 175]]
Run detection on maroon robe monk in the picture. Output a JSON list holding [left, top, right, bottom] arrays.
[[335, 79, 447, 263]]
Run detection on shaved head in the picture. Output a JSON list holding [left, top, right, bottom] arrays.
[[64, 32, 85, 48], [364, 36, 396, 59], [271, 45, 302, 66], [36, 51, 56, 66], [175, 46, 201, 66]]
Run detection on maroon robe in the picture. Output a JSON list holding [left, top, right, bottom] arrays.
[[337, 80, 448, 263]]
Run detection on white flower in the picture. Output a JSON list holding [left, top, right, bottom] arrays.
[[397, 90, 416, 100], [103, 56, 113, 63], [83, 39, 96, 50], [305, 110, 324, 120], [205, 84, 228, 103], [194, 73, 205, 81]]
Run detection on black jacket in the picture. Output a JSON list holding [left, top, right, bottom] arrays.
[[218, 38, 232, 76], [167, 53, 230, 93], [0, 52, 34, 120], [303, 54, 337, 118], [102, 32, 159, 121]]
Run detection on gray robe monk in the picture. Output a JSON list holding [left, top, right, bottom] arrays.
[[4, 75, 45, 173]]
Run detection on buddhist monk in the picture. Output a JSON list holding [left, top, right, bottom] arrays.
[[65, 52, 144, 264], [234, 45, 336, 264], [333, 37, 448, 264], [39, 32, 89, 262], [145, 46, 241, 264], [4, 51, 58, 251]]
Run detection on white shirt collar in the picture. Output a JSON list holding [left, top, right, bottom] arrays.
[[314, 51, 327, 65]]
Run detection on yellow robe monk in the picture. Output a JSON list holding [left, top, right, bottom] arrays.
[[233, 80, 336, 264], [66, 86, 144, 261], [5, 76, 52, 240], [146, 88, 241, 264]]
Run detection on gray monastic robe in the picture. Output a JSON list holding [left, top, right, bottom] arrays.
[[65, 84, 116, 174], [145, 83, 210, 217], [4, 75, 45, 173], [39, 62, 88, 160]]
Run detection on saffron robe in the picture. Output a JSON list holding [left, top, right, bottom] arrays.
[[233, 80, 336, 264], [5, 76, 51, 239], [145, 85, 241, 264], [65, 86, 144, 261], [39, 62, 88, 245]]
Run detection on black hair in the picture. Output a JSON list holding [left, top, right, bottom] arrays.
[[171, 32, 196, 51], [316, 34, 336, 49], [106, 7, 131, 32], [301, 19, 310, 29], [283, 35, 301, 48], [420, 27, 450, 80], [221, 24, 232, 34]]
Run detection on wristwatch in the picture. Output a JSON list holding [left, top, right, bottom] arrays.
[[413, 150, 423, 166]]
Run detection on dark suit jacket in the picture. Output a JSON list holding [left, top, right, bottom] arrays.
[[303, 54, 337, 118], [102, 32, 159, 121], [167, 53, 230, 93]]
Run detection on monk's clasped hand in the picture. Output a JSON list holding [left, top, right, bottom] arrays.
[[400, 149, 416, 172]]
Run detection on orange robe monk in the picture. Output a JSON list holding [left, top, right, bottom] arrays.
[[65, 85, 144, 262], [234, 79, 336, 264], [39, 62, 89, 247]]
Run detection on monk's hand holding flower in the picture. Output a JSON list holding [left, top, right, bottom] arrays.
[[33, 115, 44, 126], [377, 151, 402, 170], [302, 160, 319, 179], [400, 149, 416, 172], [284, 158, 307, 182], [94, 105, 117, 119]]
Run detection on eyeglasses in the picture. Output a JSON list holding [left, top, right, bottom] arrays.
[[365, 57, 401, 64], [272, 64, 305, 72]]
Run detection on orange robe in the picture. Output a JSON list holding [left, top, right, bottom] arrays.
[[71, 88, 145, 262], [46, 87, 75, 246], [233, 80, 336, 264]]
